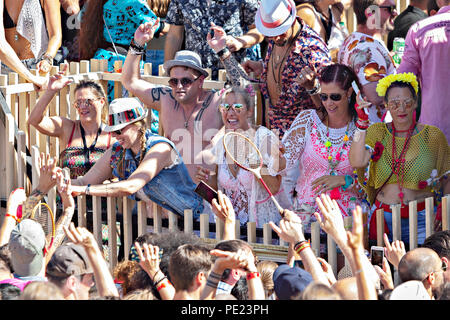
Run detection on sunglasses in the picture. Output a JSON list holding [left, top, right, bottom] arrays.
[[168, 75, 201, 87], [379, 5, 396, 13], [319, 93, 343, 102], [387, 98, 415, 111], [111, 128, 122, 135], [73, 98, 102, 109], [219, 103, 244, 113]]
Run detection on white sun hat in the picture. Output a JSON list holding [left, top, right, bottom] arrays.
[[103, 97, 148, 132], [254, 0, 297, 37]]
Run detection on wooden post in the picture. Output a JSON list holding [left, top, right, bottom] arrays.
[[17, 131, 26, 188], [425, 197, 434, 238], [122, 197, 133, 260], [153, 203, 162, 234], [247, 222, 256, 244], [184, 209, 193, 235], [107, 197, 117, 269], [391, 204, 401, 242], [77, 195, 87, 228], [376, 209, 385, 246], [114, 60, 124, 100], [235, 220, 240, 240], [311, 221, 320, 257], [200, 213, 209, 239], [327, 236, 337, 276], [69, 62, 80, 121], [263, 223, 272, 245], [137, 201, 147, 236], [158, 65, 165, 76], [442, 195, 450, 231], [5, 113, 15, 192], [205, 68, 212, 80], [80, 60, 90, 74], [409, 200, 418, 250], [92, 196, 103, 248], [216, 218, 224, 241], [168, 212, 178, 232]]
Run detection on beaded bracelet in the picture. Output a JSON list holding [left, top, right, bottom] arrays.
[[294, 241, 310, 255], [246, 272, 260, 280]]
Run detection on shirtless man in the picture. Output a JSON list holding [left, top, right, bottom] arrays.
[[121, 21, 223, 182]]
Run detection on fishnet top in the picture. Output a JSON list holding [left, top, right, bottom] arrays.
[[282, 110, 361, 220], [357, 123, 450, 205]]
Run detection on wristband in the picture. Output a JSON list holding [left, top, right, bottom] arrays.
[[342, 175, 354, 191], [40, 53, 53, 66], [154, 276, 167, 287], [129, 38, 146, 55], [294, 241, 310, 255], [85, 184, 91, 196], [246, 272, 260, 280], [154, 21, 164, 38], [216, 47, 230, 58], [306, 79, 321, 95], [5, 213, 20, 223]]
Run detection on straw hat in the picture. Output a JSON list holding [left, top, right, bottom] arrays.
[[254, 0, 297, 37]]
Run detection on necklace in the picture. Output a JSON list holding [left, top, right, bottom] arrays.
[[324, 118, 350, 175], [391, 119, 416, 205], [182, 106, 198, 129]]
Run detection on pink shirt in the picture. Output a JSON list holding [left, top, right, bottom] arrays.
[[398, 6, 450, 141]]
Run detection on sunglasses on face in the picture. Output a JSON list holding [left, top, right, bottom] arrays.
[[111, 129, 122, 135], [168, 75, 201, 87], [319, 93, 343, 102], [379, 5, 396, 14], [74, 98, 102, 109], [219, 103, 244, 113], [387, 98, 415, 111]]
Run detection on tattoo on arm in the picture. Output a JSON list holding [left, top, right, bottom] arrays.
[[52, 207, 75, 248], [23, 189, 45, 219], [151, 87, 173, 102], [221, 54, 252, 87]]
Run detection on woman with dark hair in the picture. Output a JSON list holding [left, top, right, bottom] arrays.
[[350, 73, 449, 245], [282, 63, 364, 230], [28, 69, 114, 179]]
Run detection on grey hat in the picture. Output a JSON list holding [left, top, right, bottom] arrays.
[[9, 219, 46, 277], [163, 50, 209, 77], [46, 243, 93, 278], [103, 97, 148, 132]]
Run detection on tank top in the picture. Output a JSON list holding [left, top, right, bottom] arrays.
[[59, 122, 111, 179]]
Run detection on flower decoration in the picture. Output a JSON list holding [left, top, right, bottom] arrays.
[[418, 180, 428, 189], [376, 72, 419, 97], [371, 141, 384, 162]]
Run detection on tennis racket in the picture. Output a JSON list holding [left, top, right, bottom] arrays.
[[31, 202, 56, 252], [223, 131, 284, 216]]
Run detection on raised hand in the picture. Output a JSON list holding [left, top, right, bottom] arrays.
[[207, 22, 227, 53], [296, 63, 319, 91], [314, 194, 347, 242], [241, 60, 263, 79], [63, 222, 97, 251], [134, 18, 160, 46], [37, 153, 59, 193], [269, 218, 305, 244], [317, 257, 337, 285], [56, 169, 74, 209], [134, 242, 163, 281], [383, 233, 406, 269], [374, 257, 394, 290], [47, 64, 73, 93], [210, 248, 257, 273], [347, 206, 364, 252], [211, 190, 236, 224], [195, 165, 213, 182]]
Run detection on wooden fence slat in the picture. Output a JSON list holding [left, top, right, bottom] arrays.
[[263, 223, 272, 245], [122, 197, 133, 261], [247, 222, 256, 244], [77, 195, 87, 228], [5, 113, 15, 192], [169, 212, 178, 232], [92, 196, 103, 248], [216, 218, 224, 240], [311, 221, 320, 257], [17, 131, 26, 188], [184, 209, 193, 235], [107, 196, 117, 269], [391, 204, 401, 242], [376, 209, 385, 246], [409, 200, 418, 250], [153, 202, 162, 234], [137, 201, 147, 236], [443, 195, 450, 231], [200, 213, 209, 238], [425, 197, 434, 238], [327, 236, 337, 276]]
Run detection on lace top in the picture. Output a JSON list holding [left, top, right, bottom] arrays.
[[210, 126, 290, 228], [282, 110, 362, 221]]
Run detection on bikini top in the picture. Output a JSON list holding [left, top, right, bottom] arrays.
[[3, 1, 45, 29], [59, 122, 111, 179]]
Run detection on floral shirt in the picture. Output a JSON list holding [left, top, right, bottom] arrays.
[[261, 18, 331, 138], [338, 32, 397, 123], [166, 0, 259, 80]]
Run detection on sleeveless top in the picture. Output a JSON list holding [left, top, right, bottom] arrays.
[[59, 122, 111, 179]]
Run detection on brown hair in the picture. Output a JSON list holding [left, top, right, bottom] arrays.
[[168, 244, 213, 291], [117, 120, 148, 179], [257, 260, 278, 298], [20, 281, 65, 300], [74, 80, 108, 122], [147, 0, 171, 18], [79, 0, 108, 60], [123, 288, 155, 300]]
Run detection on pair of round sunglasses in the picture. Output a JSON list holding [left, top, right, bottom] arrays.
[[219, 103, 244, 113], [168, 75, 201, 87]]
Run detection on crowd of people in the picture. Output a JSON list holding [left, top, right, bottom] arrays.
[[0, 0, 449, 302]]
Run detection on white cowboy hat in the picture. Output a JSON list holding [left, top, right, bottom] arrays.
[[255, 0, 297, 37], [103, 97, 148, 132]]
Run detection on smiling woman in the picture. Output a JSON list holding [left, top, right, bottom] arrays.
[[281, 64, 365, 232], [28, 71, 114, 180]]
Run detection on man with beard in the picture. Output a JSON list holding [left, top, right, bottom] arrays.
[[122, 22, 224, 183], [398, 248, 446, 299], [338, 0, 398, 123]]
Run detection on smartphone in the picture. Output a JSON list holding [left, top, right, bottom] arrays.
[[195, 180, 218, 204], [370, 246, 384, 268]]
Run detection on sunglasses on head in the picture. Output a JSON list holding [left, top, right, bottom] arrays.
[[73, 98, 102, 109], [219, 103, 244, 113], [387, 98, 415, 111], [168, 75, 201, 87], [319, 93, 343, 102], [379, 5, 396, 13]]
